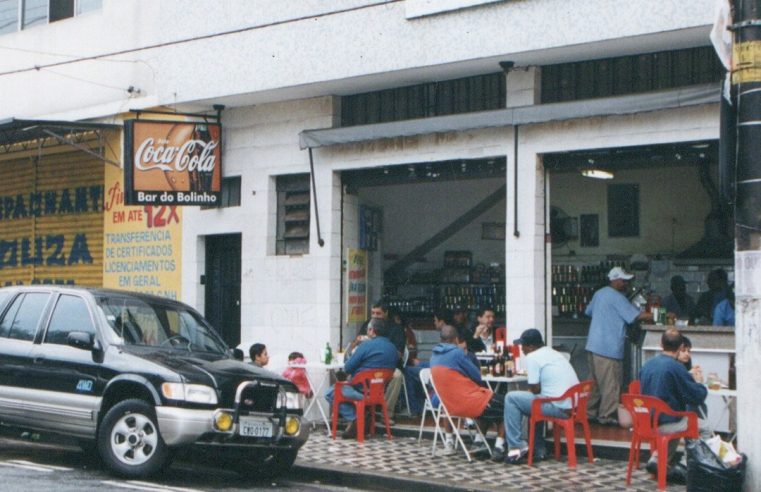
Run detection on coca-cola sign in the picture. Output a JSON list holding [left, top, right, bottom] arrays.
[[124, 120, 222, 206]]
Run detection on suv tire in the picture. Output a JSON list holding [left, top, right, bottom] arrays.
[[97, 399, 170, 477]]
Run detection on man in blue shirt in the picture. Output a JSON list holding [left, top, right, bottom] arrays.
[[712, 289, 735, 326], [640, 328, 707, 481], [585, 267, 652, 425], [326, 318, 398, 439]]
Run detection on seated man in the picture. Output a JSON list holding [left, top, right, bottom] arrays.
[[640, 328, 707, 482], [431, 325, 506, 459], [503, 329, 579, 464], [325, 318, 398, 439]]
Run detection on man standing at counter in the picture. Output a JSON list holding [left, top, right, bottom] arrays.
[[585, 267, 653, 425]]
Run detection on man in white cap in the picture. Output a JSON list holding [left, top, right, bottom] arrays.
[[584, 266, 653, 425]]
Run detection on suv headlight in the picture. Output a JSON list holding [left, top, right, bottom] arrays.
[[162, 382, 218, 405], [277, 391, 304, 410]]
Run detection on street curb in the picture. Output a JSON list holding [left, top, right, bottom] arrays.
[[294, 461, 519, 492]]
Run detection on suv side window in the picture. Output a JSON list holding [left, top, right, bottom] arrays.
[[45, 295, 95, 345], [0, 293, 50, 341]]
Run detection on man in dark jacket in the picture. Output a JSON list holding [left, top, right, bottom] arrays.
[[431, 325, 506, 459], [640, 328, 707, 481], [326, 318, 397, 438]]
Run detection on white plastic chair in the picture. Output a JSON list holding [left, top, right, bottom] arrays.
[[398, 346, 412, 417], [417, 368, 445, 454], [429, 370, 492, 462]]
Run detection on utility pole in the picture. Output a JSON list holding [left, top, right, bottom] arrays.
[[730, 1, 761, 489]]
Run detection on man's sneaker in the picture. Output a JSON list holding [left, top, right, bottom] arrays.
[[645, 459, 658, 475], [442, 440, 456, 456], [341, 421, 357, 439], [597, 417, 619, 426], [491, 447, 506, 462], [505, 447, 529, 465]]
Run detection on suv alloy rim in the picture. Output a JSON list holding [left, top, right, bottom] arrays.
[[110, 413, 159, 465]]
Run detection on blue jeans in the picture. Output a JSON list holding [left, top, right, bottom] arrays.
[[325, 384, 364, 421], [504, 391, 569, 456], [402, 366, 425, 415]]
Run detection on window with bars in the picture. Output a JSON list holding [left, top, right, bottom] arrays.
[[541, 47, 724, 104], [276, 174, 310, 255], [340, 72, 505, 127], [201, 176, 241, 210], [0, 0, 101, 35]]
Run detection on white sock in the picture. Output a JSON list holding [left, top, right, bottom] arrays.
[[474, 434, 485, 443], [495, 437, 505, 450], [445, 433, 454, 444]]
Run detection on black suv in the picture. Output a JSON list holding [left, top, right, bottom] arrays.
[[0, 286, 308, 478]]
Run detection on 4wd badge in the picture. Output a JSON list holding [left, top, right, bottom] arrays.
[[76, 379, 93, 393]]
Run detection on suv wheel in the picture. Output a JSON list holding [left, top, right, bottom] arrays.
[[97, 399, 170, 477]]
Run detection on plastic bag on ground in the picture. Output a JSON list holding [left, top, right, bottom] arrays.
[[686, 439, 746, 492]]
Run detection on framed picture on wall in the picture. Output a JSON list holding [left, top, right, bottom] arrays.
[[580, 214, 599, 247], [482, 222, 506, 240]]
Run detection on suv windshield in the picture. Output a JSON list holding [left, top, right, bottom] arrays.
[[95, 296, 228, 354]]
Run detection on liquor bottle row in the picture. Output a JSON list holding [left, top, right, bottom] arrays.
[[551, 260, 628, 285], [551, 260, 628, 318]]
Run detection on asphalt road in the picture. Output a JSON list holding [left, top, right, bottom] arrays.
[[0, 433, 361, 492]]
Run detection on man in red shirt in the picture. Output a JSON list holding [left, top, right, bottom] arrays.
[[431, 325, 506, 459]]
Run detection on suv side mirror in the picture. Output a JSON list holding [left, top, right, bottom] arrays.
[[67, 331, 95, 351], [231, 348, 244, 361]]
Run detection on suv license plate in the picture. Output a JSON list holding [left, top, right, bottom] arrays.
[[239, 417, 273, 437]]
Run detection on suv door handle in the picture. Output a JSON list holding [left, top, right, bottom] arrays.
[[33, 356, 45, 364]]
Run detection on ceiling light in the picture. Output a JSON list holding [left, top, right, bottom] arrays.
[[581, 168, 614, 180]]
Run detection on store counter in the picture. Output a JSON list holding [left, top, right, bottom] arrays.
[[552, 318, 591, 380], [641, 324, 735, 432]]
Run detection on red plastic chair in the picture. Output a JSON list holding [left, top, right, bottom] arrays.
[[628, 380, 641, 394], [621, 393, 699, 490], [330, 368, 394, 443], [528, 380, 595, 468]]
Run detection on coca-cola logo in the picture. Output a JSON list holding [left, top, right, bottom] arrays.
[[134, 138, 218, 173]]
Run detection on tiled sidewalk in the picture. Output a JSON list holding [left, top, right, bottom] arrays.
[[296, 430, 686, 491]]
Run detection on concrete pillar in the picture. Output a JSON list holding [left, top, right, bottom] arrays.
[[735, 234, 761, 491], [505, 126, 546, 344], [506, 66, 541, 108]]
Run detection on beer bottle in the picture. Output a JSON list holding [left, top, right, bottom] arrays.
[[324, 342, 333, 365]]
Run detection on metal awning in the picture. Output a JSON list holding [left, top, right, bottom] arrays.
[[0, 118, 120, 152], [299, 83, 720, 149], [0, 118, 121, 165]]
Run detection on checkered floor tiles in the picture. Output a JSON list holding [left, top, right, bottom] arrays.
[[296, 430, 687, 491]]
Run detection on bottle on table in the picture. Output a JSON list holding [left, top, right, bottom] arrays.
[[324, 342, 333, 365]]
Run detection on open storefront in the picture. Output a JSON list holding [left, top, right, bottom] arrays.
[[340, 158, 507, 357]]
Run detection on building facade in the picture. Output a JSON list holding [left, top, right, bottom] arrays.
[[5, 3, 758, 485]]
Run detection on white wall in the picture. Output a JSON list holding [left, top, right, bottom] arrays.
[[550, 164, 712, 258], [0, 0, 715, 121], [357, 177, 507, 269], [182, 96, 338, 366]]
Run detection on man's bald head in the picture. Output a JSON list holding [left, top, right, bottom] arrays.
[[440, 324, 460, 344], [662, 327, 683, 352]]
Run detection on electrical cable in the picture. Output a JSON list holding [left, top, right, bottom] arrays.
[[40, 67, 130, 92], [0, 0, 403, 78]]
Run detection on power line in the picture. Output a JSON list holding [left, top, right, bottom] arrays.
[[0, 0, 402, 78]]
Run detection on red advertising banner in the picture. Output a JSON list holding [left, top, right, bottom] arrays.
[[124, 120, 222, 206]]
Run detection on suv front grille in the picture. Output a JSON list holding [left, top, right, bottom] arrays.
[[235, 381, 279, 414]]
